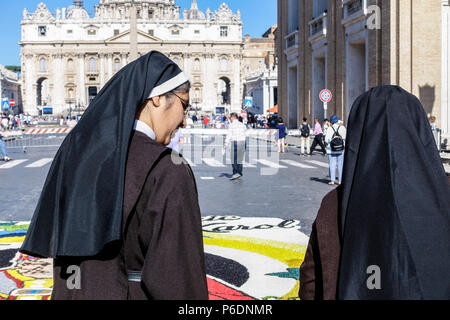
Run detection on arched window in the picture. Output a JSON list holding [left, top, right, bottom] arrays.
[[194, 58, 200, 71], [68, 88, 74, 99], [114, 58, 121, 72], [89, 58, 96, 72], [67, 59, 74, 72], [39, 58, 47, 72], [220, 58, 227, 72]]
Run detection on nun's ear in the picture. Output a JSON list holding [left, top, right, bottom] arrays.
[[151, 96, 161, 108]]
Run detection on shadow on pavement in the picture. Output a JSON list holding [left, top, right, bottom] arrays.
[[310, 177, 332, 185]]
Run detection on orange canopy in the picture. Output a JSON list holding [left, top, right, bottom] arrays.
[[268, 105, 278, 113]]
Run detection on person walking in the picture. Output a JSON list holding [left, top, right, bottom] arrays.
[[276, 118, 287, 153], [299, 118, 311, 156], [0, 132, 11, 162], [167, 129, 184, 153], [184, 114, 193, 145], [325, 115, 346, 185], [203, 116, 210, 129], [224, 113, 247, 180], [429, 116, 437, 132], [1, 114, 8, 130], [310, 118, 327, 156]]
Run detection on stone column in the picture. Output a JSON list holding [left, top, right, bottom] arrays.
[[269, 79, 275, 113], [52, 53, 65, 115], [107, 53, 113, 81], [232, 54, 242, 113], [100, 53, 105, 88], [78, 53, 86, 107], [183, 53, 189, 73], [24, 54, 36, 115], [442, 0, 450, 134], [121, 53, 127, 68], [204, 53, 215, 112]]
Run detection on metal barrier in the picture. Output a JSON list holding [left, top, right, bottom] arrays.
[[432, 129, 450, 153], [4, 133, 67, 152], [2, 128, 278, 153], [180, 128, 278, 148]]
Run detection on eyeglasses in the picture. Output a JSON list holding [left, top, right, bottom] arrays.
[[171, 92, 191, 116]]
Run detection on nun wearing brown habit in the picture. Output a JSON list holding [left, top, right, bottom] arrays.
[[20, 51, 208, 300], [299, 85, 450, 300]]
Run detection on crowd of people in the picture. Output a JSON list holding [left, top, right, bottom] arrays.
[[192, 113, 275, 130], [271, 114, 346, 185], [175, 111, 347, 186], [0, 112, 67, 130]]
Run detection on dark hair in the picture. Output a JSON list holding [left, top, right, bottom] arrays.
[[278, 117, 284, 123], [164, 81, 191, 107], [230, 113, 238, 119], [165, 81, 191, 99], [303, 117, 307, 122]]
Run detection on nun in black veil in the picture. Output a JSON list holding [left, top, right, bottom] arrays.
[[20, 51, 208, 300], [299, 85, 449, 300]]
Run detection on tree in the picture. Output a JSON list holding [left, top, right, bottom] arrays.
[[5, 66, 21, 73]]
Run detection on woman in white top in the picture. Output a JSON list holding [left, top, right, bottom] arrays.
[[325, 115, 347, 185]]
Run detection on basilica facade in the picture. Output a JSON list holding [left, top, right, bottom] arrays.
[[20, 0, 243, 116]]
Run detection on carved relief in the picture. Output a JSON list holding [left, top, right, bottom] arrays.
[[28, 3, 55, 23]]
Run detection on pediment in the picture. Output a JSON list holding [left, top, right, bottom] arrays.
[[105, 30, 162, 44], [83, 24, 100, 30], [168, 24, 184, 30]]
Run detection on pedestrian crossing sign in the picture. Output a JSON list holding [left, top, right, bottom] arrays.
[[244, 97, 253, 109], [2, 99, 10, 111]]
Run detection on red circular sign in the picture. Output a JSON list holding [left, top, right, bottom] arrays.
[[319, 89, 332, 103], [9, 99, 15, 107]]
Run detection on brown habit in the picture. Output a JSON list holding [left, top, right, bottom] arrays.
[[52, 131, 208, 300], [299, 176, 450, 300]]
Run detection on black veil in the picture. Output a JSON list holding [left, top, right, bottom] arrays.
[[337, 85, 449, 299], [21, 51, 187, 258]]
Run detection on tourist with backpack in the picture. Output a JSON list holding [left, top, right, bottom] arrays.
[[325, 115, 346, 185], [275, 118, 287, 153], [299, 117, 312, 156]]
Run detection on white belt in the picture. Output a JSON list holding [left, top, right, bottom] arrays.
[[127, 271, 142, 283]]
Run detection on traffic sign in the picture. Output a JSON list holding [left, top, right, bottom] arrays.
[[9, 99, 15, 107], [244, 96, 253, 109], [2, 99, 10, 111], [319, 89, 332, 103]]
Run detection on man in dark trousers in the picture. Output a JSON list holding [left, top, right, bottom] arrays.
[[310, 118, 327, 156], [20, 51, 208, 300], [224, 113, 247, 180]]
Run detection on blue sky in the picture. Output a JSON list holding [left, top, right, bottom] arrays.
[[0, 0, 277, 66]]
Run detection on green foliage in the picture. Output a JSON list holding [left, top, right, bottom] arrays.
[[4, 66, 21, 73]]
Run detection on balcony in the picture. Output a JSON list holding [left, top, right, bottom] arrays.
[[284, 30, 298, 57], [308, 13, 327, 43], [342, 0, 367, 27], [285, 30, 298, 49]]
